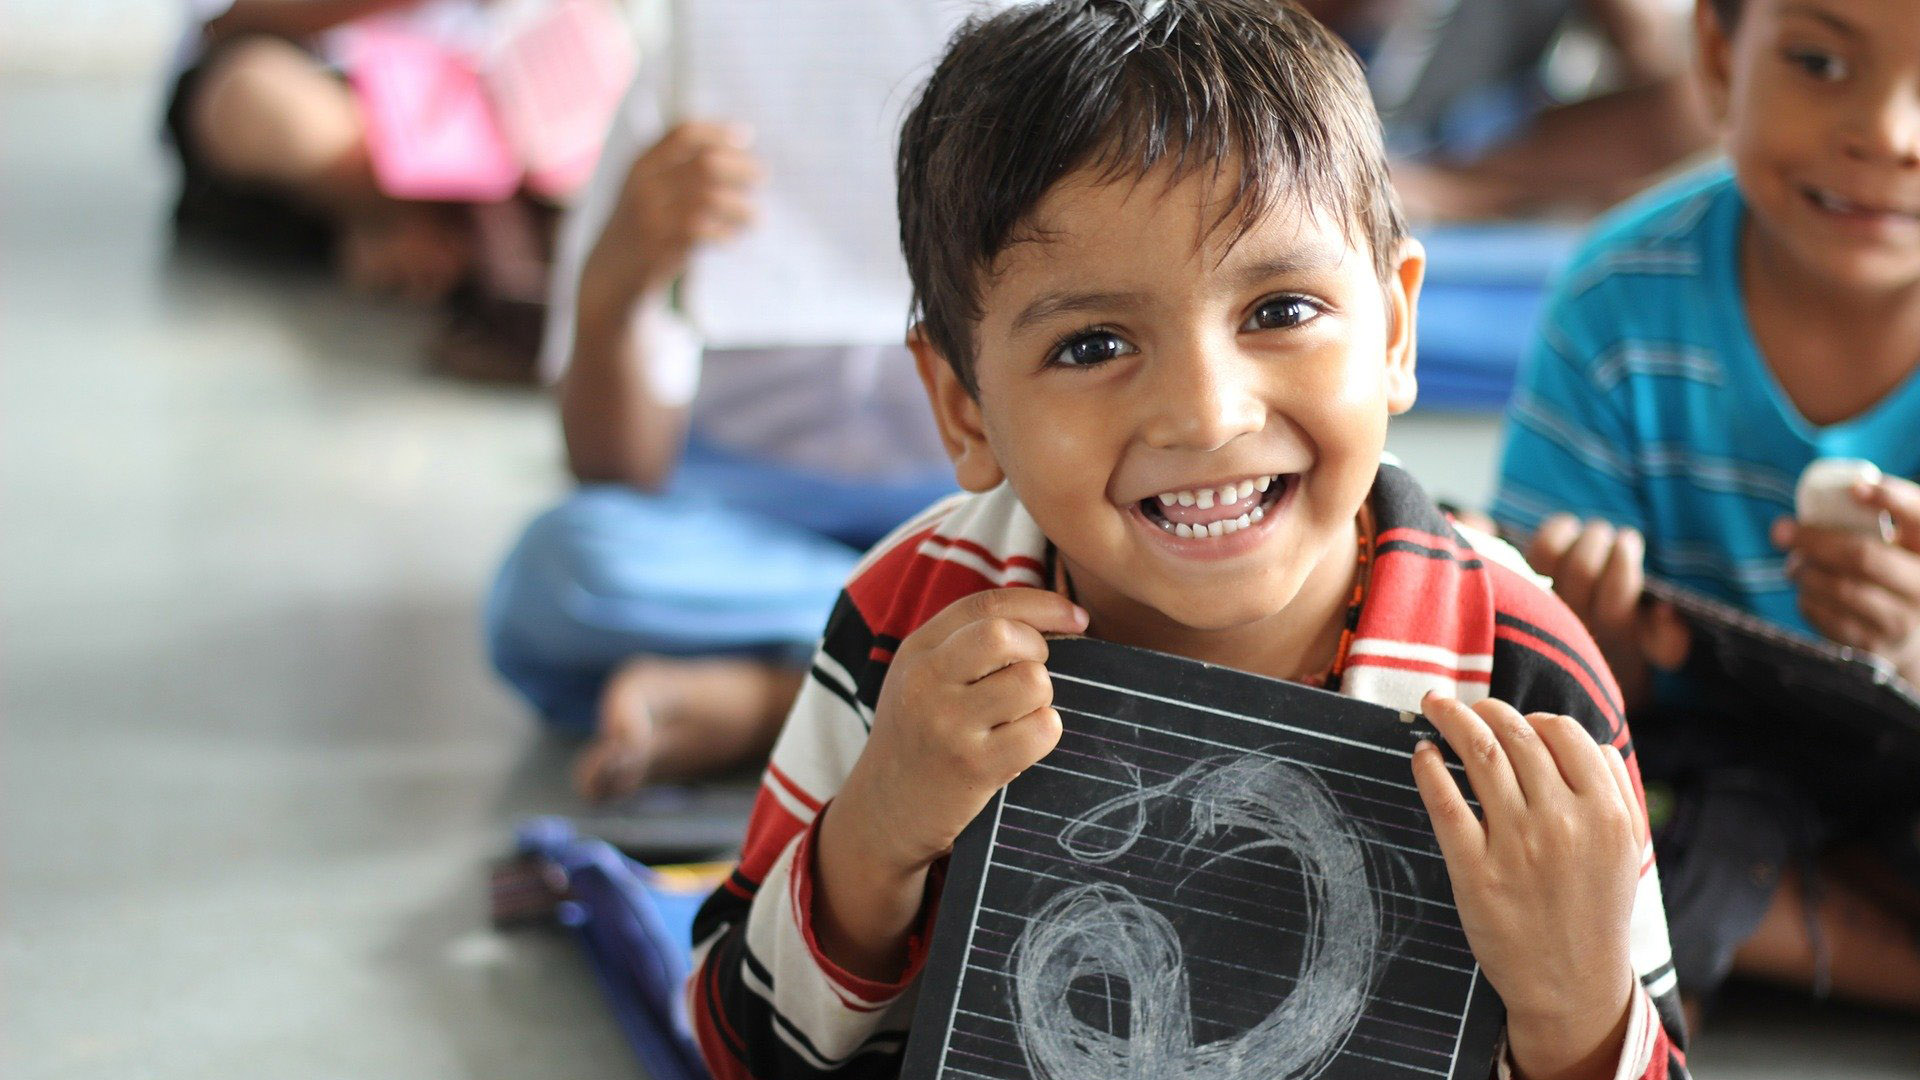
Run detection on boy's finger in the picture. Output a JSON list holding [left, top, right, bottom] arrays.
[[1557, 520, 1617, 614], [935, 617, 1051, 682], [1860, 476, 1920, 552], [1640, 600, 1693, 672], [1592, 527, 1645, 635], [651, 119, 752, 160], [1525, 513, 1582, 576], [924, 587, 1089, 645], [970, 586, 1092, 637], [1799, 593, 1876, 653], [682, 145, 767, 189], [969, 660, 1055, 727], [1421, 694, 1525, 822], [690, 193, 760, 240], [1794, 564, 1909, 642], [985, 706, 1065, 777], [1600, 743, 1648, 850], [1472, 698, 1562, 806], [1411, 739, 1485, 862], [1791, 528, 1920, 606], [1524, 711, 1609, 796], [1771, 515, 1796, 550]]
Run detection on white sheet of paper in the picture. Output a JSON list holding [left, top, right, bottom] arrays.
[[672, 0, 1001, 349]]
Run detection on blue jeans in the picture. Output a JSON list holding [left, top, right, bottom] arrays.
[[485, 442, 954, 732]]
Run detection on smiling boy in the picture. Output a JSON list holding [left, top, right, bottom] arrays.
[[1492, 0, 1920, 1011], [689, 3, 1689, 1079]]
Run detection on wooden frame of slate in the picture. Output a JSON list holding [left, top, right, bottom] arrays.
[[901, 636, 1506, 1080]]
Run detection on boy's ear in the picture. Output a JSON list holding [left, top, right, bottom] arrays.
[[1694, 0, 1734, 123], [1383, 237, 1425, 416], [909, 326, 1006, 493]]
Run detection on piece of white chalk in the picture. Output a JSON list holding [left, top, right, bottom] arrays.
[[1796, 458, 1894, 539]]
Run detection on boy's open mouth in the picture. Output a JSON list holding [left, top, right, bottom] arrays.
[[1802, 185, 1920, 225], [1138, 474, 1295, 539]]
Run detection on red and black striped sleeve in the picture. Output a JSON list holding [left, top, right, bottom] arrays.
[[1483, 560, 1691, 1080]]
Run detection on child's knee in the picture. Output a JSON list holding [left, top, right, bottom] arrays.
[[187, 38, 362, 181], [483, 488, 665, 648]]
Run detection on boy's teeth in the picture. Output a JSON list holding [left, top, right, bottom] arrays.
[[1161, 508, 1263, 539], [1151, 474, 1282, 510]]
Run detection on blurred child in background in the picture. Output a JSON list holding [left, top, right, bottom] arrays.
[[166, 0, 481, 299], [1493, 0, 1920, 1017], [484, 2, 995, 801]]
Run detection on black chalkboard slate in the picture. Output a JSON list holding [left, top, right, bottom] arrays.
[[901, 636, 1506, 1080], [1642, 579, 1920, 808]]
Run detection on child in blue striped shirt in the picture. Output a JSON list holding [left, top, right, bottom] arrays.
[[1492, 0, 1920, 1019]]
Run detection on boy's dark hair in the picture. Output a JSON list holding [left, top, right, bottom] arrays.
[[898, 0, 1408, 392], [1708, 0, 1742, 27]]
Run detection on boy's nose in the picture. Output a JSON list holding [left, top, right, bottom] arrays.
[[1137, 346, 1266, 452], [1844, 85, 1920, 167]]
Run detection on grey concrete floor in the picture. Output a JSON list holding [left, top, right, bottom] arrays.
[[2, 75, 631, 1079], [1, 74, 1913, 1080]]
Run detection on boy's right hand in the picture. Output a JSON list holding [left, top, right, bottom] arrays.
[[584, 121, 764, 306], [813, 588, 1088, 982], [1526, 514, 1689, 709], [841, 588, 1091, 872]]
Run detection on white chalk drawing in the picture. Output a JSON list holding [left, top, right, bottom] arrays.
[[1008, 752, 1411, 1079]]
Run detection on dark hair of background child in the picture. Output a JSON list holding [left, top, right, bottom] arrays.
[[895, 0, 1408, 393]]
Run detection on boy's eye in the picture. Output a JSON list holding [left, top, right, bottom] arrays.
[[1784, 47, 1847, 82], [1243, 296, 1322, 332], [1049, 329, 1134, 368]]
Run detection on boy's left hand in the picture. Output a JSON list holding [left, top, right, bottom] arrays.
[[1776, 474, 1920, 684], [1411, 695, 1643, 1080]]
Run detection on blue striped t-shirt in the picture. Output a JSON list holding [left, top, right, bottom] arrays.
[[1492, 167, 1920, 637]]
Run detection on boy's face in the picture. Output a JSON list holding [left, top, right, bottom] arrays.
[[1700, 0, 1920, 290], [915, 164, 1422, 644]]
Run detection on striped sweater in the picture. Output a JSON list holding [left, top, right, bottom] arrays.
[[688, 464, 1690, 1080]]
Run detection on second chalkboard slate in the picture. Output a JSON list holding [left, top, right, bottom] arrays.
[[901, 636, 1505, 1080]]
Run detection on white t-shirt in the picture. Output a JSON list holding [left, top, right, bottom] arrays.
[[541, 2, 1005, 480]]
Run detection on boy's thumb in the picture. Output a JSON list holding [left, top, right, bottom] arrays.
[[1869, 475, 1920, 550]]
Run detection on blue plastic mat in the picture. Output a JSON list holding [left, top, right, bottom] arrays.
[[1414, 223, 1583, 411]]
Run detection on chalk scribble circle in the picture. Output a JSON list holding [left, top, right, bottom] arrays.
[[1009, 755, 1380, 1080]]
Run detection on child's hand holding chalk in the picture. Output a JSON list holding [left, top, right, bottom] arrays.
[[1776, 461, 1920, 683]]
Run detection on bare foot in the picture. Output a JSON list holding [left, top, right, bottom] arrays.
[[339, 203, 473, 303], [574, 657, 807, 803], [574, 660, 660, 802]]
